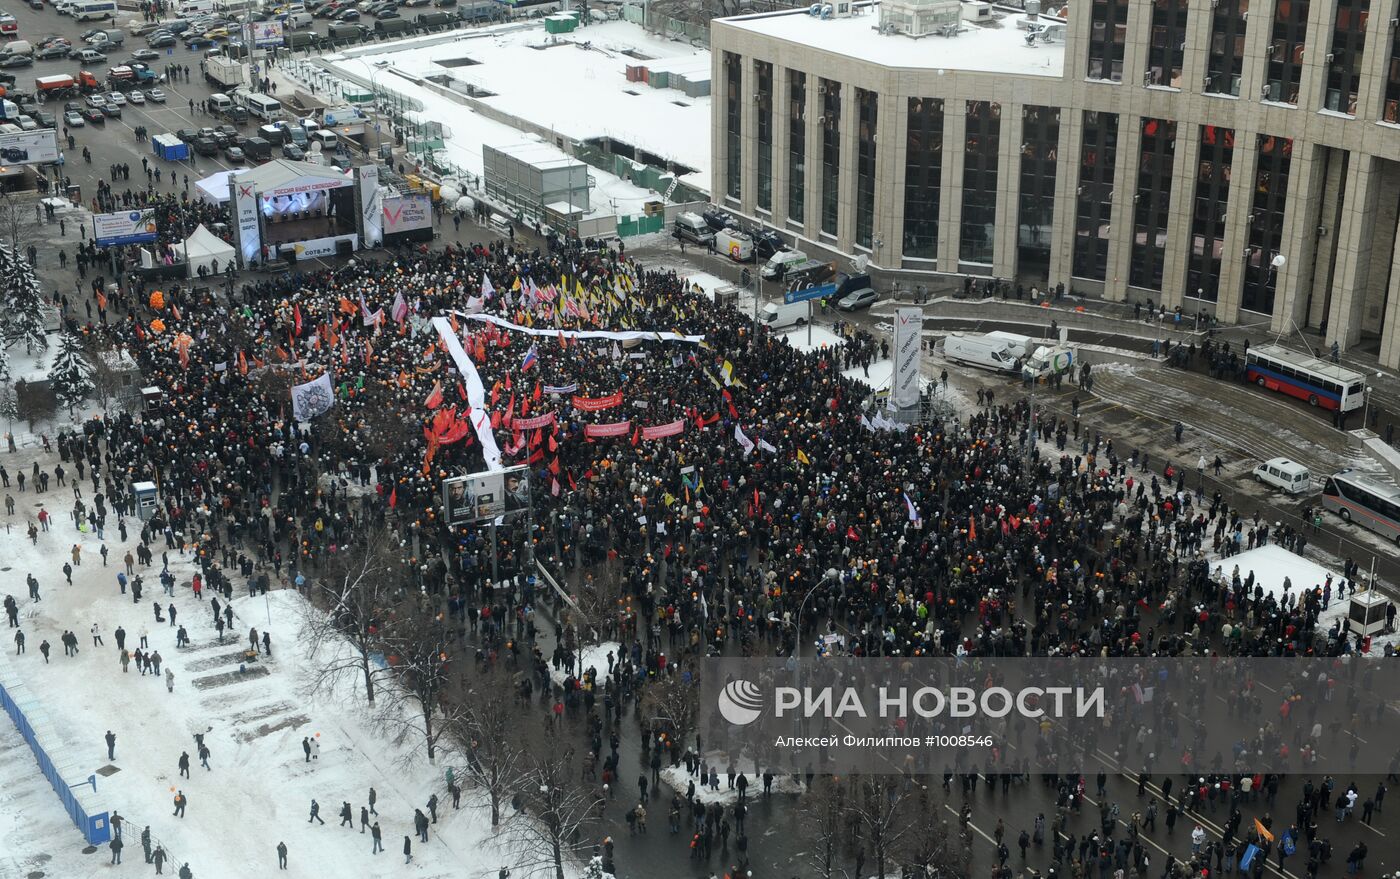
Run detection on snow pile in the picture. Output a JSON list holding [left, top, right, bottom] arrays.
[[658, 759, 805, 806], [0, 490, 595, 878], [551, 640, 622, 687]]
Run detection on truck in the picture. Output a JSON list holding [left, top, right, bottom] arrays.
[[760, 248, 807, 280], [35, 74, 76, 96], [943, 332, 1021, 373], [758, 300, 810, 330], [318, 105, 366, 137], [715, 228, 754, 262], [205, 55, 246, 89], [1025, 344, 1077, 379], [984, 331, 1036, 362], [416, 10, 453, 26]]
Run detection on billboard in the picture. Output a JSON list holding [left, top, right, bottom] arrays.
[[250, 20, 284, 46], [891, 307, 923, 409], [0, 129, 60, 167], [382, 193, 433, 234], [442, 465, 531, 525], [92, 209, 159, 247]]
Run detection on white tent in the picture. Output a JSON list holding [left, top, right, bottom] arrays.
[[178, 225, 236, 280], [194, 168, 251, 205]]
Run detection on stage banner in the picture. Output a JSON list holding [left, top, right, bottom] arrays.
[[892, 307, 923, 409], [572, 392, 623, 412], [642, 419, 686, 440], [513, 412, 557, 431], [584, 420, 631, 438]]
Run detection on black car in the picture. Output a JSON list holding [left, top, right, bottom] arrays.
[[81, 106, 105, 124], [192, 136, 219, 156], [748, 229, 786, 262], [36, 44, 71, 60], [702, 207, 738, 232], [100, 102, 121, 117], [0, 54, 33, 68], [147, 34, 176, 47], [175, 127, 197, 142], [32, 109, 55, 128]]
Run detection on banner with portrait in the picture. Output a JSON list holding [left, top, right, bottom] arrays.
[[442, 465, 531, 525]]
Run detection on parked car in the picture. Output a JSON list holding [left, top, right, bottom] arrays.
[[36, 43, 72, 60], [126, 89, 144, 104], [702, 208, 738, 232], [836, 288, 878, 311], [105, 90, 126, 105], [129, 48, 160, 61], [100, 101, 120, 117], [84, 92, 105, 108], [0, 54, 33, 69], [145, 87, 166, 102], [334, 8, 359, 19], [32, 109, 55, 127], [80, 106, 104, 123], [281, 142, 304, 160], [73, 48, 107, 63], [224, 145, 245, 163], [146, 33, 176, 48]]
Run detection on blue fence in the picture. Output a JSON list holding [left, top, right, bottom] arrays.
[[0, 655, 111, 845]]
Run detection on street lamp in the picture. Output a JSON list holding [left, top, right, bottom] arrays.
[[1362, 371, 1384, 432]]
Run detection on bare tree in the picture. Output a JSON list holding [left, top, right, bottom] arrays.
[[456, 664, 529, 827], [373, 606, 466, 766], [798, 774, 852, 879], [0, 190, 41, 260], [507, 744, 602, 879], [14, 377, 55, 432], [82, 335, 132, 415], [298, 527, 404, 707], [848, 775, 920, 879], [898, 787, 971, 879], [638, 663, 699, 746]]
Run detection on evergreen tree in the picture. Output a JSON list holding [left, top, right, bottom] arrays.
[[0, 244, 48, 355], [48, 329, 94, 415], [0, 336, 10, 385]]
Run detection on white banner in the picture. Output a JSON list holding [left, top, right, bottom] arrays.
[[290, 372, 335, 422], [892, 307, 923, 409], [452, 311, 705, 345], [733, 423, 754, 457], [432, 317, 502, 470]]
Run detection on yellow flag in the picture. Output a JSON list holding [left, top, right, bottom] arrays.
[[797, 449, 811, 465], [1254, 818, 1274, 842]]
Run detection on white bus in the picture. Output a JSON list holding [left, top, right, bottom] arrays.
[[240, 92, 282, 122], [73, 0, 117, 20], [1244, 343, 1367, 413], [1321, 469, 1400, 546]]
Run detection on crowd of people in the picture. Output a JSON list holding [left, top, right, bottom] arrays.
[[3, 203, 1396, 879]]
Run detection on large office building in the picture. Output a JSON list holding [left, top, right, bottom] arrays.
[[711, 0, 1400, 367]]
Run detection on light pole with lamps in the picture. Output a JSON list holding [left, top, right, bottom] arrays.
[[1362, 372, 1384, 432]]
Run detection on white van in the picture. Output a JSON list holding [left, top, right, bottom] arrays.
[[1253, 458, 1312, 494], [758, 300, 810, 330], [208, 92, 233, 114], [287, 11, 314, 28], [673, 211, 712, 245], [984, 331, 1035, 361], [715, 228, 754, 262], [760, 248, 806, 280], [942, 332, 1019, 372], [309, 128, 338, 150]]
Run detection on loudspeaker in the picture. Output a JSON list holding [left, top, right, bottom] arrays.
[[280, 244, 298, 263], [336, 239, 353, 258]]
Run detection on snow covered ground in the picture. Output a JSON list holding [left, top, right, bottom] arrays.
[[0, 466, 590, 878], [551, 640, 622, 687], [658, 758, 804, 806], [1208, 544, 1398, 650]]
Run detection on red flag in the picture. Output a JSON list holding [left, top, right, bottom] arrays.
[[527, 448, 545, 465], [846, 526, 860, 541], [293, 304, 303, 336], [491, 410, 502, 429], [567, 471, 577, 490], [968, 515, 977, 542], [237, 351, 248, 376], [425, 381, 444, 409], [490, 381, 501, 407], [505, 373, 512, 391], [504, 393, 515, 429], [548, 433, 558, 453], [551, 477, 561, 497], [549, 457, 561, 475], [388, 486, 397, 509], [533, 381, 541, 403], [631, 427, 641, 447]]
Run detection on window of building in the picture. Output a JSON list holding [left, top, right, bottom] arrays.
[[788, 70, 806, 225], [1073, 110, 1119, 281], [1206, 0, 1247, 96], [902, 97, 943, 260], [1187, 124, 1234, 302], [1324, 0, 1369, 114], [1130, 117, 1176, 291], [1145, 0, 1189, 88], [1265, 0, 1309, 104], [1386, 24, 1400, 122], [1240, 135, 1293, 314], [724, 52, 742, 200], [820, 78, 841, 236], [1087, 0, 1130, 81], [855, 88, 878, 249], [960, 100, 1000, 264], [1018, 105, 1059, 276], [756, 61, 773, 212]]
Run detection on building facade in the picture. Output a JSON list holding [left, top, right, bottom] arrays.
[[711, 0, 1400, 368]]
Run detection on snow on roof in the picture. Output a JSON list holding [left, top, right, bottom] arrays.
[[324, 20, 711, 191], [490, 139, 584, 171], [721, 3, 1067, 78]]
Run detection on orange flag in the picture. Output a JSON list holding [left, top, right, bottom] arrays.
[[237, 351, 248, 376]]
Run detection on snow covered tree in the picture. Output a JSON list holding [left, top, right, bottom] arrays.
[[1, 245, 48, 355], [0, 384, 16, 438], [0, 336, 10, 385], [48, 329, 94, 415]]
